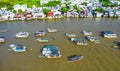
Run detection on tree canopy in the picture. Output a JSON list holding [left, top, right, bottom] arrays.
[[43, 8, 50, 14], [18, 9, 23, 13]]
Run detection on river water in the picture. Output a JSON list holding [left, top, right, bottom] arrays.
[[0, 18, 120, 71]]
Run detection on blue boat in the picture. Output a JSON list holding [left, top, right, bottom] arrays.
[[9, 44, 26, 52], [100, 31, 117, 38], [41, 45, 61, 58]]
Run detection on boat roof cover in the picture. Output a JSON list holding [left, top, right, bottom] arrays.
[[16, 45, 24, 50], [104, 31, 113, 34], [44, 45, 58, 52], [43, 45, 60, 57]]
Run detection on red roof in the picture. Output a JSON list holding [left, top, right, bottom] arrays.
[[47, 12, 54, 16]]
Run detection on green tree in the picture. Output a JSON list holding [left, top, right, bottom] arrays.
[[61, 7, 68, 13], [18, 9, 23, 14], [73, 5, 77, 9], [13, 10, 17, 13], [82, 2, 88, 6], [43, 8, 50, 14], [99, 0, 110, 2], [95, 8, 104, 13], [45, 1, 61, 7], [73, 5, 81, 13]]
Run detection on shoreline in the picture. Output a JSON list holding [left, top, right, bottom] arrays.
[[0, 16, 119, 22]]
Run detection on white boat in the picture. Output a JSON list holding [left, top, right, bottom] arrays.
[[86, 36, 101, 43], [0, 36, 5, 42], [15, 32, 29, 38], [42, 45, 62, 58], [36, 38, 48, 43], [9, 44, 26, 52], [65, 33, 76, 38], [46, 28, 57, 33], [82, 31, 92, 36], [34, 31, 46, 37], [101, 31, 117, 38], [104, 34, 117, 38], [70, 38, 87, 45]]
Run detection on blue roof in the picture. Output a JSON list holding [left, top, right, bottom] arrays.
[[16, 45, 24, 50], [104, 31, 113, 34], [43, 45, 59, 56], [44, 45, 58, 52]]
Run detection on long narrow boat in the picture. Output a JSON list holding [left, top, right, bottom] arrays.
[[68, 55, 84, 62], [36, 38, 48, 43], [65, 33, 76, 38]]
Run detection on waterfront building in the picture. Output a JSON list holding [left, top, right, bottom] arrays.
[[13, 4, 28, 12]]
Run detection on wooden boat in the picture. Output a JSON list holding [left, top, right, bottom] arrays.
[[1, 30, 8, 33]]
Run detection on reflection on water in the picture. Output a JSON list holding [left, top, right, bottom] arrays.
[[0, 18, 120, 71]]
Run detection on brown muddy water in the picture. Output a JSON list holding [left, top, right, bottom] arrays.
[[0, 18, 120, 71]]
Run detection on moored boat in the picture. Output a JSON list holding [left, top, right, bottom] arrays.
[[9, 44, 26, 52], [65, 33, 76, 38], [46, 28, 57, 33], [100, 31, 117, 38], [15, 32, 29, 38], [70, 38, 87, 45], [34, 31, 46, 37], [68, 55, 84, 62], [86, 36, 101, 43], [82, 31, 92, 36], [36, 38, 48, 43], [0, 36, 5, 43], [41, 45, 62, 58]]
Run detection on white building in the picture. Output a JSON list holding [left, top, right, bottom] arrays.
[[13, 4, 28, 12]]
